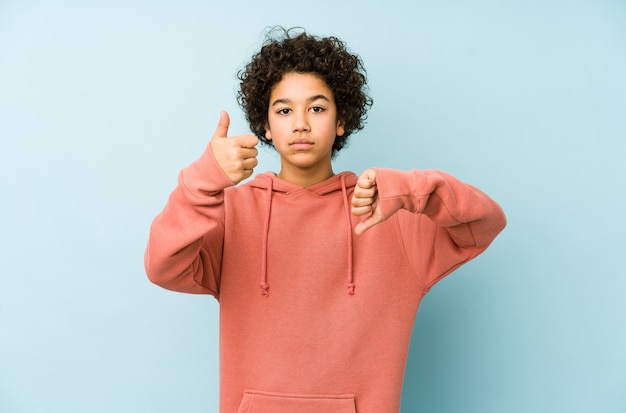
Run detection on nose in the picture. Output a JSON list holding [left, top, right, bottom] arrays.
[[292, 110, 310, 132]]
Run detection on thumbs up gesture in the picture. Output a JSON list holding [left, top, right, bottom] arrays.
[[209, 111, 259, 184]]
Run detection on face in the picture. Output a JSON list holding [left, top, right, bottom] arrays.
[[264, 72, 345, 178]]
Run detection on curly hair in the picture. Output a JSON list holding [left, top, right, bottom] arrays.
[[237, 27, 373, 156]]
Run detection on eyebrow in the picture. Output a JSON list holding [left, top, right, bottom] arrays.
[[270, 94, 331, 107]]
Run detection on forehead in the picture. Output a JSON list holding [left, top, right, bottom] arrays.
[[269, 72, 334, 101]]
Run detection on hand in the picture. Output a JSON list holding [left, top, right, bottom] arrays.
[[209, 111, 259, 184], [351, 168, 384, 235]]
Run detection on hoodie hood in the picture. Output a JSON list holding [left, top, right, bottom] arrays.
[[246, 171, 358, 297], [247, 171, 358, 195]]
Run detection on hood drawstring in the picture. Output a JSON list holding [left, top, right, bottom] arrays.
[[260, 178, 273, 296], [258, 174, 355, 297], [340, 175, 355, 295]]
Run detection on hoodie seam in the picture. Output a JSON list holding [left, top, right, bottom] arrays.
[[391, 213, 423, 293]]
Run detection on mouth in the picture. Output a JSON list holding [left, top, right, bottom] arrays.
[[289, 139, 314, 150]]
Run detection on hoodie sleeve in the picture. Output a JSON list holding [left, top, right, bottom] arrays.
[[144, 146, 235, 296], [373, 168, 506, 293]]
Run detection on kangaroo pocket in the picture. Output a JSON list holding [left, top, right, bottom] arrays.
[[236, 390, 356, 413]]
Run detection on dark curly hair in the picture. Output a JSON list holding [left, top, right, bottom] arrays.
[[237, 27, 373, 156]]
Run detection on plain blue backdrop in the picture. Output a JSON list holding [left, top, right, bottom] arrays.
[[1, 1, 625, 412]]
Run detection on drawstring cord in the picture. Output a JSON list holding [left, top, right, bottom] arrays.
[[259, 174, 355, 296], [260, 178, 273, 296], [340, 175, 355, 295]]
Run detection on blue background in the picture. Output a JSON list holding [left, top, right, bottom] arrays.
[[1, 1, 625, 412]]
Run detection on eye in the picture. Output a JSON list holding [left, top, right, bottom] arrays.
[[277, 108, 291, 115], [310, 106, 325, 113]]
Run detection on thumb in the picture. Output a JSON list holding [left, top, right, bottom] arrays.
[[213, 110, 230, 139], [354, 212, 383, 235]]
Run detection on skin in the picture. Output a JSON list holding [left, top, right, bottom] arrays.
[[264, 72, 344, 187], [209, 111, 259, 184], [209, 72, 383, 234]]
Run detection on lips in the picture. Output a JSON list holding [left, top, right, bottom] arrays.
[[289, 139, 314, 150]]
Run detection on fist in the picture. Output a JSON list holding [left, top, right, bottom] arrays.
[[209, 111, 259, 184], [351, 168, 383, 235]]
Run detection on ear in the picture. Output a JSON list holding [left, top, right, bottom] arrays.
[[336, 119, 345, 137], [264, 121, 272, 140]]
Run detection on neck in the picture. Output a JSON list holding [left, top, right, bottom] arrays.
[[277, 165, 335, 188]]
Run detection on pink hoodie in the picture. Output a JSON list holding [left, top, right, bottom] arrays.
[[145, 147, 506, 413]]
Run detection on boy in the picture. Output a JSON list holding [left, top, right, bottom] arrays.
[[145, 28, 506, 413]]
